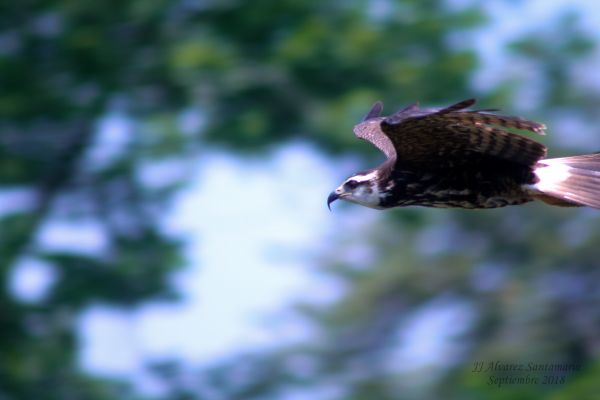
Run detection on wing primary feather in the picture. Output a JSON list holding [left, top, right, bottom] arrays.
[[437, 98, 477, 114], [445, 113, 547, 135], [385, 102, 420, 124], [363, 101, 384, 121], [437, 99, 546, 135]]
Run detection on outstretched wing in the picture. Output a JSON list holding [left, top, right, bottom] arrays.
[[380, 99, 547, 167]]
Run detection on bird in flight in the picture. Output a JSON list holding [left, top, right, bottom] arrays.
[[327, 99, 600, 210]]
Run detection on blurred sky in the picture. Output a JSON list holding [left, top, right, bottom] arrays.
[[78, 143, 343, 381], [8, 0, 600, 393]]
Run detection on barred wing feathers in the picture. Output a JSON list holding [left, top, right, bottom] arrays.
[[380, 99, 547, 167]]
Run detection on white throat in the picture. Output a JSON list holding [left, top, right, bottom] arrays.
[[342, 171, 383, 209]]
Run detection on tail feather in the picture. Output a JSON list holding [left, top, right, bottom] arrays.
[[531, 153, 600, 209]]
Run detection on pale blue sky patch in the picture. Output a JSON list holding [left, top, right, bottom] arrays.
[[0, 187, 36, 217], [36, 219, 110, 257], [9, 257, 57, 303], [84, 111, 135, 172], [79, 142, 343, 382]]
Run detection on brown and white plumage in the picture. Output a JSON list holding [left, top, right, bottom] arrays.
[[354, 98, 546, 166], [328, 99, 600, 210]]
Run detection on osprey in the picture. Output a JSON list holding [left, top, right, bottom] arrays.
[[328, 99, 600, 210]]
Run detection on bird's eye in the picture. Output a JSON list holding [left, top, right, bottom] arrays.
[[346, 180, 359, 189]]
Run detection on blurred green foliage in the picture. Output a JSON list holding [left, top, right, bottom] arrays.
[[1, 0, 600, 399]]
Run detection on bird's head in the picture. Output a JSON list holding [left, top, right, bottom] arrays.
[[328, 170, 383, 210]]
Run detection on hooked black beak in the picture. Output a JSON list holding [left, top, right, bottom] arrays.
[[327, 191, 340, 211]]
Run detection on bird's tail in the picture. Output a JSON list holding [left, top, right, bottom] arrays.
[[530, 153, 600, 208]]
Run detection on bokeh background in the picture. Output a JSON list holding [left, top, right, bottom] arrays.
[[2, 0, 600, 399]]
